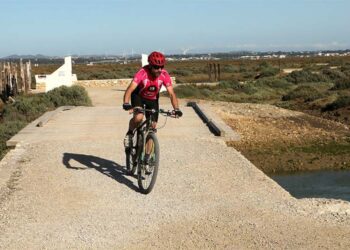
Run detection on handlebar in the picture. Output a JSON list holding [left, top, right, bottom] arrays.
[[131, 108, 178, 118], [159, 109, 173, 116]]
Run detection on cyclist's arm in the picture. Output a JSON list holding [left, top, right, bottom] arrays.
[[166, 85, 179, 110], [123, 81, 138, 104]]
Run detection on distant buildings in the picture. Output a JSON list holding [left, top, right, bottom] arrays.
[[4, 49, 350, 65]]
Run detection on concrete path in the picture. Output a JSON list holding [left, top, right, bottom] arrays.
[[0, 87, 350, 249]]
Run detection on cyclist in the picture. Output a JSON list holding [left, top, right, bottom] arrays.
[[122, 51, 183, 160]]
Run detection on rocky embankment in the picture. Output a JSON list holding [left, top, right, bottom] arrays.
[[205, 101, 350, 173]]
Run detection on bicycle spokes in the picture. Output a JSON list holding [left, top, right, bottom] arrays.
[[138, 133, 159, 194]]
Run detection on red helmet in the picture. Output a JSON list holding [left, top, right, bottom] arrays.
[[148, 51, 165, 66]]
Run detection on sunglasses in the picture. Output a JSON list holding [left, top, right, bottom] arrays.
[[151, 65, 164, 70]]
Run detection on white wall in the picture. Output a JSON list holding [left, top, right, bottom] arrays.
[[35, 56, 77, 92], [141, 54, 148, 67], [45, 56, 77, 92]]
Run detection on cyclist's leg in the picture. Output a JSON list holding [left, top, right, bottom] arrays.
[[129, 112, 143, 131], [144, 99, 159, 161], [124, 93, 144, 148], [143, 98, 159, 130], [128, 93, 144, 132]]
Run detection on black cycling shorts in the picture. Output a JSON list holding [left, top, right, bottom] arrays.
[[131, 93, 159, 122]]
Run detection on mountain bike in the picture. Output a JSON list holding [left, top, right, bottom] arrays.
[[125, 107, 175, 194]]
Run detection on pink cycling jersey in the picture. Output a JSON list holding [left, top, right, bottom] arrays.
[[132, 66, 172, 100]]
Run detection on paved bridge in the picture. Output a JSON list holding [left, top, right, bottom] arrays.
[[0, 87, 349, 249]]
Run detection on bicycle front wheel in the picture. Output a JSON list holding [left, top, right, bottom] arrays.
[[138, 132, 159, 194], [125, 148, 137, 175]]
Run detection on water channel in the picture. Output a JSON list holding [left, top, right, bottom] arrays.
[[270, 169, 350, 202]]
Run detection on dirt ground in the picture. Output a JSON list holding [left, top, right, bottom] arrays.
[[203, 101, 350, 173]]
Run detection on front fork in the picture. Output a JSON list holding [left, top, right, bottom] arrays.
[[136, 129, 146, 171], [137, 129, 155, 172]]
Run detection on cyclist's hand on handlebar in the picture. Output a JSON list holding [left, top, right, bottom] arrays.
[[173, 109, 183, 118], [123, 103, 132, 111]]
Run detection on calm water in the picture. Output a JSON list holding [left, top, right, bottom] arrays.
[[270, 170, 350, 201]]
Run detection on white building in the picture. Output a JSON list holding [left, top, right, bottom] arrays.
[[35, 56, 77, 92]]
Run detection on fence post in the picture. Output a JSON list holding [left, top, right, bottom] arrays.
[[20, 59, 25, 92], [217, 63, 221, 81], [213, 63, 217, 81], [208, 63, 212, 82], [26, 61, 32, 93], [0, 63, 3, 95], [11, 63, 18, 95], [0, 60, 33, 97], [24, 64, 28, 93], [4, 64, 9, 98]]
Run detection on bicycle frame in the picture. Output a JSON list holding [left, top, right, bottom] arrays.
[[130, 108, 157, 167], [125, 106, 175, 194]]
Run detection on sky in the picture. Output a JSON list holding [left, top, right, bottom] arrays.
[[0, 0, 349, 57]]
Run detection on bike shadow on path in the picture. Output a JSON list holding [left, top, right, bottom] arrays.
[[62, 153, 139, 192]]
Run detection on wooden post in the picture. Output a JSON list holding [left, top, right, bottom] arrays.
[[10, 63, 17, 95], [217, 63, 221, 81], [15, 70, 18, 94], [24, 63, 29, 93], [26, 61, 32, 92], [0, 63, 3, 95], [213, 63, 217, 82], [4, 64, 10, 98], [20, 59, 25, 92], [8, 64, 11, 95], [208, 63, 212, 82], [1, 63, 5, 96]]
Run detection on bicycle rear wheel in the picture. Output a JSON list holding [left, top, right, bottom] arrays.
[[138, 132, 159, 194]]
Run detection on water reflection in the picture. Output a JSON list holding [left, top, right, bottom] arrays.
[[270, 170, 350, 202]]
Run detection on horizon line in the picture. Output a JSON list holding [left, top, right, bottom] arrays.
[[2, 48, 350, 59]]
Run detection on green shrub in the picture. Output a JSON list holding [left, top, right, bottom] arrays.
[[258, 61, 270, 69], [222, 64, 239, 73], [16, 95, 52, 120], [190, 67, 207, 74], [241, 83, 257, 95], [170, 69, 193, 77], [282, 85, 324, 102], [0, 120, 26, 156], [173, 85, 200, 98], [285, 70, 327, 84], [322, 69, 346, 81], [239, 66, 247, 73], [46, 85, 92, 107], [217, 80, 242, 90], [2, 94, 52, 122], [201, 88, 212, 97], [322, 95, 350, 111], [89, 72, 110, 79], [255, 78, 292, 89], [260, 67, 279, 77], [218, 80, 258, 94], [242, 71, 256, 79], [331, 79, 350, 90], [340, 64, 350, 75], [257, 62, 279, 78]]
